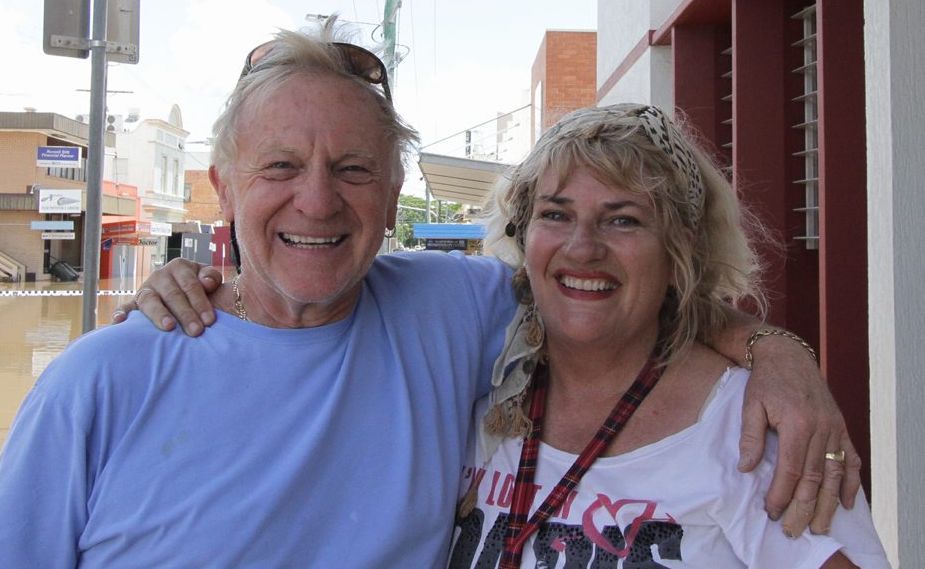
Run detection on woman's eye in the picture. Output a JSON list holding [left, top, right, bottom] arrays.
[[539, 210, 567, 221], [610, 216, 640, 228]]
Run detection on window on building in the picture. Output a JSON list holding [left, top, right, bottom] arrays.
[[791, 4, 819, 250], [160, 154, 168, 193], [171, 158, 180, 195]]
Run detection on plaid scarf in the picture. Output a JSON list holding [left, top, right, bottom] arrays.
[[499, 354, 665, 568]]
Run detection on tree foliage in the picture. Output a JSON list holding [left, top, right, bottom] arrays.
[[395, 194, 464, 249]]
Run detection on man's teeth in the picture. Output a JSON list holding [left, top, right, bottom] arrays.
[[559, 275, 617, 292], [280, 233, 340, 245]]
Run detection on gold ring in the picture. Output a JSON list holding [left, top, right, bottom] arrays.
[[824, 450, 846, 463]]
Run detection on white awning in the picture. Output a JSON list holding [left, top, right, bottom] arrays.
[[418, 152, 511, 206]]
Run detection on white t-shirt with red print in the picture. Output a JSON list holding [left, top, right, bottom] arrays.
[[449, 367, 890, 569]]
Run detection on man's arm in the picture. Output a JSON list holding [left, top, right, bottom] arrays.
[[710, 306, 862, 536], [116, 260, 862, 537]]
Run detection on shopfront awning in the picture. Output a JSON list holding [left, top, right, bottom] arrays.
[[418, 152, 511, 206]]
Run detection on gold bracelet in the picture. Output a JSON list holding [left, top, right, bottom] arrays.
[[744, 328, 817, 370]]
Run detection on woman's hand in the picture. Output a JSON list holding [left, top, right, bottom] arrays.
[[740, 335, 862, 536], [112, 259, 223, 336]]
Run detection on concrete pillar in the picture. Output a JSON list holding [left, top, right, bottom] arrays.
[[865, 0, 925, 565]]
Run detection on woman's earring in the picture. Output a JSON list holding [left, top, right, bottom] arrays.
[[505, 222, 516, 237], [384, 227, 395, 238]]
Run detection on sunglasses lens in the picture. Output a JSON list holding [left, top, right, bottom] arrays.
[[239, 40, 391, 101], [335, 43, 386, 85]]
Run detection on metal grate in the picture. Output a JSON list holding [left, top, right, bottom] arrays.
[[791, 3, 819, 249]]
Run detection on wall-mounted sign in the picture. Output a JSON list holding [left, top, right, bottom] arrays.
[[425, 238, 468, 252], [38, 189, 82, 213], [36, 146, 81, 168], [31, 220, 75, 231], [149, 222, 172, 236], [41, 232, 76, 240]]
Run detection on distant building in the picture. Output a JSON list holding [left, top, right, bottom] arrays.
[[103, 104, 190, 274], [183, 149, 223, 226], [531, 30, 597, 145], [0, 111, 133, 281]]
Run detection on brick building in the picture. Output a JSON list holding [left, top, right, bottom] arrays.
[[0, 112, 134, 281], [530, 30, 597, 144]]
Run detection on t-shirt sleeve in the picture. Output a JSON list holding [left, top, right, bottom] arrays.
[[450, 253, 516, 397], [708, 370, 891, 568], [0, 356, 92, 568]]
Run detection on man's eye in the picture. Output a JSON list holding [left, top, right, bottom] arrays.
[[338, 165, 375, 184]]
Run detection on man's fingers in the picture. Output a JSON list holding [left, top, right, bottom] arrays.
[[809, 450, 845, 534], [764, 419, 817, 520], [839, 435, 862, 509], [780, 495, 815, 538], [738, 400, 769, 473]]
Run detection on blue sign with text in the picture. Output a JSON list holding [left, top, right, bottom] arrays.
[[36, 146, 81, 168]]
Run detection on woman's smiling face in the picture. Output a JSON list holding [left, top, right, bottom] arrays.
[[524, 165, 672, 351]]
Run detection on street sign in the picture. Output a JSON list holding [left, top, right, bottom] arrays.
[[42, 232, 77, 240], [31, 220, 75, 231], [107, 0, 140, 64], [38, 189, 82, 214], [43, 0, 90, 58], [37, 146, 81, 168]]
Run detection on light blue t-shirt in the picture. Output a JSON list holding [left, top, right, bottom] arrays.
[[0, 251, 515, 568]]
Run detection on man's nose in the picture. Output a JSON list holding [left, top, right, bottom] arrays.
[[292, 167, 343, 218]]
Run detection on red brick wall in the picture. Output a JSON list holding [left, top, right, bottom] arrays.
[[184, 169, 223, 224], [532, 31, 597, 142]]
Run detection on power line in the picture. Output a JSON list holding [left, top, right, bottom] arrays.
[[419, 103, 531, 149]]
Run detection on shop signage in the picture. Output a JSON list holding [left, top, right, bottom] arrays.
[[38, 189, 82, 213], [36, 146, 81, 168], [425, 238, 468, 251], [41, 231, 76, 240], [149, 222, 173, 236], [31, 220, 75, 231]]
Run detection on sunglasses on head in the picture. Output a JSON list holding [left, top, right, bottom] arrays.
[[239, 40, 392, 101]]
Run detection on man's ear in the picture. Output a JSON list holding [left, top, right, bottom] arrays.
[[385, 182, 402, 230], [210, 165, 234, 222]]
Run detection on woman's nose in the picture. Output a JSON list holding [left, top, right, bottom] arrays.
[[563, 223, 606, 261]]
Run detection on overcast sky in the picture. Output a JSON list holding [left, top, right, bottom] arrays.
[[1, 0, 597, 194]]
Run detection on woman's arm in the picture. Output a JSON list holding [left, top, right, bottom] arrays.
[[112, 259, 223, 336], [709, 306, 862, 537]]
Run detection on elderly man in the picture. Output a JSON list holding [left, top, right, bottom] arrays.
[[0, 20, 857, 568]]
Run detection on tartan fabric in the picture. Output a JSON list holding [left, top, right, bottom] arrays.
[[500, 355, 664, 569]]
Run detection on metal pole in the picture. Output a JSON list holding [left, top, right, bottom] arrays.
[[81, 0, 109, 333], [382, 0, 400, 82]]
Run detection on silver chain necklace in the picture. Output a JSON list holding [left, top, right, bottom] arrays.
[[231, 275, 248, 321]]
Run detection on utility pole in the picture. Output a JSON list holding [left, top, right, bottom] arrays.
[[382, 0, 401, 83], [44, 0, 139, 332]]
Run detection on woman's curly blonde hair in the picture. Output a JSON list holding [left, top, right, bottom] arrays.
[[482, 103, 770, 361]]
